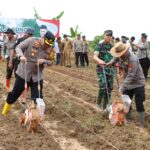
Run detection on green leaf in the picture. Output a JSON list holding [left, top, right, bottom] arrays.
[[70, 27, 75, 38], [33, 7, 41, 19], [56, 11, 64, 20], [52, 11, 64, 20], [75, 25, 78, 32]]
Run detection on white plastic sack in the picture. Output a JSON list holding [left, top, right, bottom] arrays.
[[121, 95, 132, 111], [36, 98, 45, 118]]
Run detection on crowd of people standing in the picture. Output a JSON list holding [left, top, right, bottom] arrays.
[[54, 34, 89, 68]]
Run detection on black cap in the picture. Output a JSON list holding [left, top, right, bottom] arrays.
[[121, 36, 128, 43], [25, 28, 34, 35], [40, 25, 47, 29], [82, 35, 86, 38], [104, 30, 113, 36], [4, 28, 15, 34], [141, 33, 147, 38], [44, 31, 55, 46], [115, 37, 120, 41], [121, 36, 127, 39], [63, 34, 68, 38], [130, 36, 135, 41]]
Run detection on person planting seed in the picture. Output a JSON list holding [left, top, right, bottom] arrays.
[[107, 42, 146, 132], [93, 30, 114, 110], [2, 31, 55, 116]]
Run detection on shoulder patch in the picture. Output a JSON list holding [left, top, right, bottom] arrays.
[[33, 40, 40, 48]]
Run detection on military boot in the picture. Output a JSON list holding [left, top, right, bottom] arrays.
[[126, 109, 132, 121], [103, 98, 108, 110], [138, 112, 145, 127], [96, 95, 102, 108]]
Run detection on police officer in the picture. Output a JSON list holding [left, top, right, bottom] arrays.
[[1, 28, 16, 91], [2, 31, 55, 116]]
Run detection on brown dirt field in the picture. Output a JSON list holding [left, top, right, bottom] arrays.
[[0, 60, 150, 150]]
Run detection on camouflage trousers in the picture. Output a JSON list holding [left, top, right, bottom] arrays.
[[96, 66, 114, 108]]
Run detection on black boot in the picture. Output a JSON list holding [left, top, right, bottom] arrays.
[[103, 98, 108, 110], [96, 95, 102, 108], [126, 109, 132, 121]]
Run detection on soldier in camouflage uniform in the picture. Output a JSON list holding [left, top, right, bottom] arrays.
[[93, 30, 114, 110]]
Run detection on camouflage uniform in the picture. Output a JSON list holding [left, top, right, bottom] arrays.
[[94, 42, 114, 109]]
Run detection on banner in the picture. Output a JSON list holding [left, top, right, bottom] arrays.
[[0, 18, 60, 40]]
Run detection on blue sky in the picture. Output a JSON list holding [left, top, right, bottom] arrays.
[[0, 0, 149, 41]]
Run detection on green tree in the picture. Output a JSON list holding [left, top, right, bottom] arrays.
[[89, 34, 104, 51], [33, 7, 64, 20], [69, 25, 82, 39]]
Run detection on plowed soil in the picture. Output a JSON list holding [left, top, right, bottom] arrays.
[[0, 59, 150, 150]]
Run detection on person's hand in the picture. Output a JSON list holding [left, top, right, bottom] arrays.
[[37, 59, 45, 65], [99, 60, 105, 65], [106, 62, 112, 67], [20, 56, 27, 63]]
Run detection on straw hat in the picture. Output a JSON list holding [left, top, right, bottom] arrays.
[[110, 42, 130, 57]]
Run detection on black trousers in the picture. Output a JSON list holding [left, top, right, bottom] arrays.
[[75, 52, 84, 67], [14, 58, 20, 75], [6, 58, 19, 79], [123, 86, 145, 112], [139, 57, 149, 79], [56, 53, 60, 65], [83, 52, 89, 66], [7, 75, 43, 104]]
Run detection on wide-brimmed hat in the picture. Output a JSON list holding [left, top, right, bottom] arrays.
[[110, 42, 130, 57], [4, 28, 15, 34], [44, 31, 55, 46]]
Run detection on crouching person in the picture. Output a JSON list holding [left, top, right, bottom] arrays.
[[107, 42, 145, 129], [2, 31, 55, 115]]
